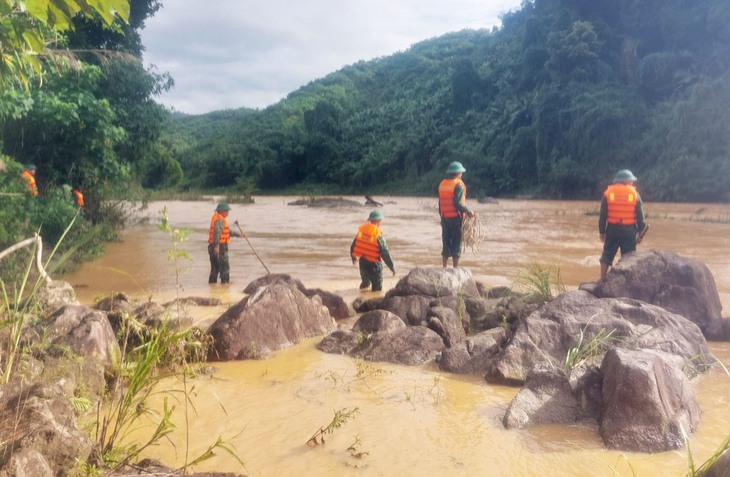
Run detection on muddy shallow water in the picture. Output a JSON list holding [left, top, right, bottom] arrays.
[[62, 196, 730, 476]]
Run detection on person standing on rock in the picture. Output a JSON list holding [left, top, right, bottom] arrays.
[[208, 201, 242, 284], [350, 209, 395, 292], [599, 169, 646, 280], [438, 161, 475, 268]]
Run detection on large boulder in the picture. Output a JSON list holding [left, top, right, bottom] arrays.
[[318, 310, 446, 366], [501, 365, 603, 429], [351, 326, 446, 366], [244, 274, 351, 319], [379, 295, 432, 326], [593, 249, 726, 340], [486, 290, 713, 384], [208, 282, 336, 360], [0, 383, 93, 476], [503, 366, 579, 429], [439, 328, 508, 374], [600, 348, 701, 452], [36, 304, 120, 368], [386, 267, 479, 298]]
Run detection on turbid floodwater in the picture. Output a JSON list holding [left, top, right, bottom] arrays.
[[61, 196, 730, 476]]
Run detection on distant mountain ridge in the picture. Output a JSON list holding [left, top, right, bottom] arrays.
[[164, 0, 730, 202]]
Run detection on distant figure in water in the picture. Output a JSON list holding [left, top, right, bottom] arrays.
[[208, 202, 242, 284], [598, 169, 646, 280], [350, 209, 395, 292], [438, 161, 475, 267]]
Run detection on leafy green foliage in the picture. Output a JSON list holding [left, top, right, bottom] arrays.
[[1, 0, 173, 276], [0, 0, 130, 88]]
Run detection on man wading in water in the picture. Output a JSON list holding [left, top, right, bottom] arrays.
[[208, 202, 242, 284]]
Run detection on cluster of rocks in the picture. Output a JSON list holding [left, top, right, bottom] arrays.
[[204, 249, 729, 456], [310, 249, 728, 456], [0, 289, 243, 476], [2, 248, 729, 475]]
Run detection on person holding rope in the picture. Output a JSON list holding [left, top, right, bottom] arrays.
[[208, 201, 242, 284], [350, 209, 395, 292], [438, 161, 475, 268]]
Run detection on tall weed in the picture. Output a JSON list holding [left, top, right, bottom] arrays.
[[512, 262, 566, 303]]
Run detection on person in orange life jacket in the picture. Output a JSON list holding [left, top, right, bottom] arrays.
[[350, 209, 395, 292], [73, 189, 84, 207], [598, 169, 646, 280], [438, 161, 475, 268], [63, 184, 84, 207], [20, 164, 38, 196], [208, 202, 242, 284]]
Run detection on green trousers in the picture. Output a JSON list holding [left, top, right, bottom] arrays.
[[208, 243, 230, 283]]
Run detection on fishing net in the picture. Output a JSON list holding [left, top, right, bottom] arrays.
[[461, 214, 485, 254]]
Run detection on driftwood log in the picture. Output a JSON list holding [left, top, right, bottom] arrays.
[[364, 195, 383, 206]]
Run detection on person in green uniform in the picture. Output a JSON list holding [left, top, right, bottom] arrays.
[[438, 161, 475, 267], [598, 169, 646, 279], [350, 210, 395, 292], [208, 202, 242, 284]]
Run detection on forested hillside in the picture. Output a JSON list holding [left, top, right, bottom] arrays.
[[0, 0, 170, 273], [165, 0, 730, 202]]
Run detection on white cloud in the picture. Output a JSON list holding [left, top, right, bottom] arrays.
[[140, 0, 522, 114]]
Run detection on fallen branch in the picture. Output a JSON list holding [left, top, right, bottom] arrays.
[[0, 233, 52, 284]]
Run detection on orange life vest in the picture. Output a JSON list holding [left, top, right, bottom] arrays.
[[21, 170, 38, 196], [73, 190, 84, 207], [208, 213, 231, 244], [605, 183, 637, 225], [439, 178, 466, 218], [352, 222, 382, 263]]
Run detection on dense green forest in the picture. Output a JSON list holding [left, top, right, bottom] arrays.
[[165, 0, 730, 202], [0, 0, 169, 274]]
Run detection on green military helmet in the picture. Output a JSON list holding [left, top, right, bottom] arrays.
[[24, 164, 36, 171], [445, 161, 466, 174], [216, 201, 231, 212], [368, 209, 384, 221], [613, 169, 637, 183]]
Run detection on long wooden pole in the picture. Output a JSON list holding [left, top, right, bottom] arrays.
[[234, 221, 270, 274]]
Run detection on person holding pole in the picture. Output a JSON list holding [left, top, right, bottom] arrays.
[[208, 202, 242, 284]]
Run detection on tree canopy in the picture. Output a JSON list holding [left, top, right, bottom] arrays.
[[165, 0, 730, 202], [0, 0, 130, 87]]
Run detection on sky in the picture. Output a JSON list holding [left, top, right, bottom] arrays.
[[139, 0, 524, 115]]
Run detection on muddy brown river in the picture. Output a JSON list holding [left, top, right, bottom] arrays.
[[62, 197, 730, 476]]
